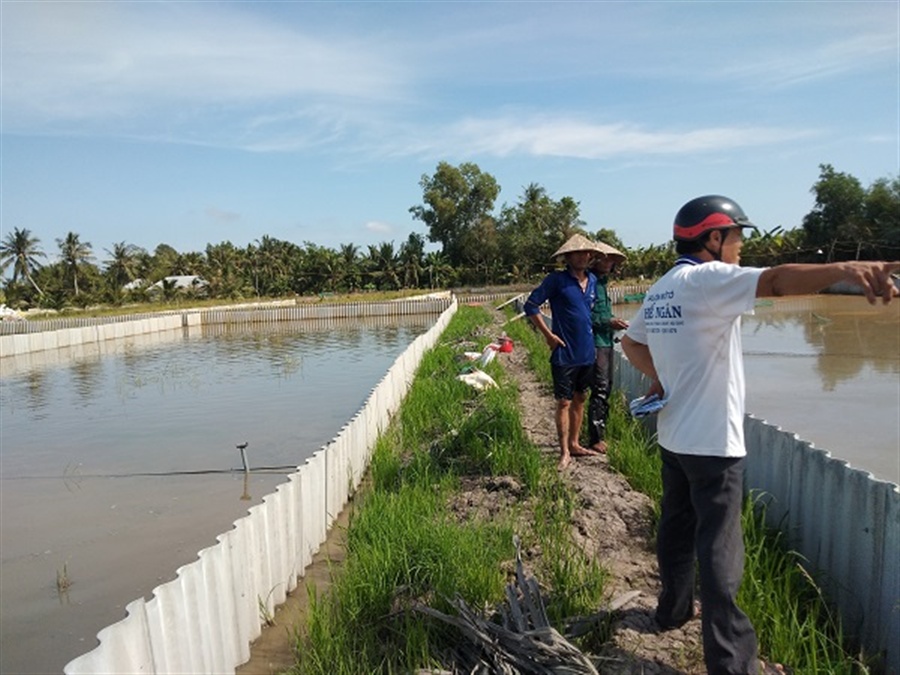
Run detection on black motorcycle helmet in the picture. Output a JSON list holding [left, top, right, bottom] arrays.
[[673, 195, 757, 242]]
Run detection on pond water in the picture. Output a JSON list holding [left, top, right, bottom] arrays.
[[0, 314, 437, 675], [742, 295, 899, 485], [619, 294, 900, 485]]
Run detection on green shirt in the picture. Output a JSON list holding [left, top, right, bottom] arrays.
[[591, 275, 616, 348]]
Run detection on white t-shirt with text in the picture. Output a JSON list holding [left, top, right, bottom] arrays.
[[625, 259, 766, 457]]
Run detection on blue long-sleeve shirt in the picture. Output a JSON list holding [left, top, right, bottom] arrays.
[[524, 269, 597, 367]]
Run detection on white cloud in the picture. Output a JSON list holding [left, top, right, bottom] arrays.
[[1, 2, 412, 127], [365, 221, 393, 234], [389, 115, 820, 161], [719, 32, 898, 90], [0, 0, 889, 167]]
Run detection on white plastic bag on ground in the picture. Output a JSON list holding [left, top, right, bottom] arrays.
[[457, 369, 498, 391]]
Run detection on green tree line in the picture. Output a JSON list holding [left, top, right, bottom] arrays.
[[2, 162, 897, 311]]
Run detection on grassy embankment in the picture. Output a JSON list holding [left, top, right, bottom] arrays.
[[288, 303, 869, 674], [290, 304, 607, 674]]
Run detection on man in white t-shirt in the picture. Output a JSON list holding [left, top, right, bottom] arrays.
[[622, 195, 898, 675]]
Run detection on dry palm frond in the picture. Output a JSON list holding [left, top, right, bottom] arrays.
[[415, 535, 640, 675]]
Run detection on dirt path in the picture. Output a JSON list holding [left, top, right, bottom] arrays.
[[501, 309, 704, 674], [239, 306, 705, 674]]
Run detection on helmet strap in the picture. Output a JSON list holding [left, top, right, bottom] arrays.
[[701, 238, 722, 262], [702, 243, 722, 262], [701, 229, 729, 262]]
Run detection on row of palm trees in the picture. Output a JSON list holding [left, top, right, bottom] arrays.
[[0, 228, 463, 310]]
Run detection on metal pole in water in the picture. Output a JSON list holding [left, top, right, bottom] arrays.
[[236, 442, 249, 473]]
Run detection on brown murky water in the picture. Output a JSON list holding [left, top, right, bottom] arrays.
[[0, 315, 435, 675], [742, 295, 899, 484]]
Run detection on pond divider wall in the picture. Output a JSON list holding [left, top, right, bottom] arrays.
[[47, 297, 456, 674], [616, 353, 899, 675]]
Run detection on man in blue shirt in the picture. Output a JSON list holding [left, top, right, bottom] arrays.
[[524, 234, 602, 469]]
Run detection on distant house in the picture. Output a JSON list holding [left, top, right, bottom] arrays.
[[122, 278, 146, 291], [123, 276, 208, 295], [151, 275, 208, 291]]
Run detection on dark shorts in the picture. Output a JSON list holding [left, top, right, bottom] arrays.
[[551, 363, 593, 400]]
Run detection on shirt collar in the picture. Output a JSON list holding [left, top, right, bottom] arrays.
[[675, 255, 705, 266]]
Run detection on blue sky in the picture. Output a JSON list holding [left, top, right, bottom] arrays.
[[2, 1, 898, 266]]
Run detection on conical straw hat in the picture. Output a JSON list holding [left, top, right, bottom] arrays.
[[595, 241, 627, 261], [551, 234, 603, 260]]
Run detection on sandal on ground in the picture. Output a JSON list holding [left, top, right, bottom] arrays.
[[760, 660, 793, 675]]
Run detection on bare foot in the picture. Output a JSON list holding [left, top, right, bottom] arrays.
[[570, 445, 600, 457], [589, 441, 608, 454], [558, 453, 572, 470]]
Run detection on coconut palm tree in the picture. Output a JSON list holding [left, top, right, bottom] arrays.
[[303, 243, 341, 293], [0, 227, 46, 296], [364, 242, 401, 290], [171, 251, 206, 276], [338, 243, 361, 292], [56, 231, 94, 297], [205, 241, 244, 298], [103, 241, 143, 289], [423, 250, 452, 289], [252, 236, 296, 296], [399, 233, 425, 288]]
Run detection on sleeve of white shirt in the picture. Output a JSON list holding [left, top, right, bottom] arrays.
[[695, 263, 766, 317]]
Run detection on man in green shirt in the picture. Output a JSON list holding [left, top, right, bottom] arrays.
[[588, 244, 629, 453]]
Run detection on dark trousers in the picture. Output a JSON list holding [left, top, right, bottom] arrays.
[[657, 447, 759, 675], [587, 346, 613, 446]]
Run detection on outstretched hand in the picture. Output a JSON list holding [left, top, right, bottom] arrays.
[[849, 261, 900, 305]]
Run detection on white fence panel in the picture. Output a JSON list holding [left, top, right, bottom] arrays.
[[67, 597, 154, 674], [744, 419, 900, 673]]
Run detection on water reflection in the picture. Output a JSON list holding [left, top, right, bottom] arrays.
[[71, 358, 103, 404], [802, 303, 899, 391], [22, 369, 49, 418], [744, 295, 899, 390]]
